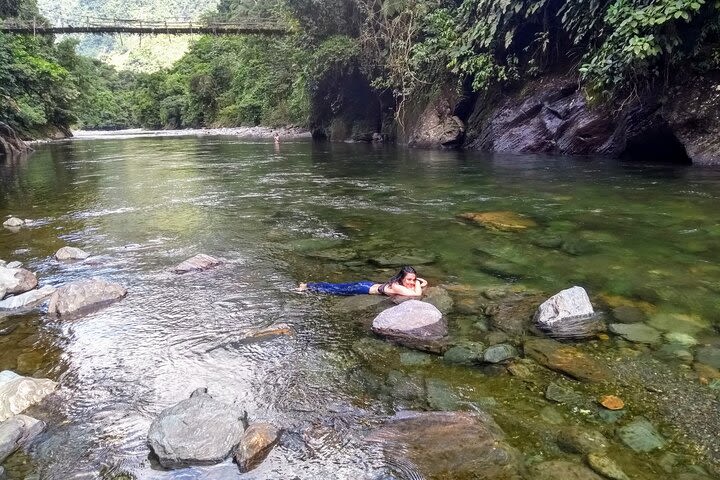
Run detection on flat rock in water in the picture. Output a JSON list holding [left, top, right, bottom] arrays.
[[0, 286, 56, 312], [55, 246, 90, 260], [524, 338, 610, 383], [48, 278, 126, 316], [366, 411, 523, 480], [172, 254, 222, 274], [617, 418, 665, 452], [611, 306, 646, 323], [0, 371, 58, 422], [608, 323, 661, 344], [556, 426, 608, 454], [332, 295, 390, 314], [0, 414, 45, 463], [483, 344, 518, 364], [0, 267, 38, 299], [696, 346, 720, 369], [422, 287, 454, 314], [458, 211, 537, 232], [372, 300, 447, 353], [234, 422, 280, 472], [147, 388, 245, 469], [534, 286, 594, 328], [530, 460, 604, 480], [647, 312, 710, 335], [487, 293, 545, 336], [368, 252, 437, 267], [545, 382, 587, 406], [2, 218, 23, 228], [586, 453, 630, 480]]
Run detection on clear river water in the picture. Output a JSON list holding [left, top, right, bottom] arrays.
[[0, 133, 719, 479]]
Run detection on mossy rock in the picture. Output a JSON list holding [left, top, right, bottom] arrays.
[[458, 211, 538, 232]]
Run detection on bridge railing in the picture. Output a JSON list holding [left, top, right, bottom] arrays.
[[0, 15, 290, 35]]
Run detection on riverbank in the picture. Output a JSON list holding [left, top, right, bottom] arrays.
[[25, 125, 311, 145]]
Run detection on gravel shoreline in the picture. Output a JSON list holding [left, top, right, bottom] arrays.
[[27, 126, 311, 144]]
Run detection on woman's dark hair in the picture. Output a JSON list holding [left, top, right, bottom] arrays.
[[387, 266, 417, 285]]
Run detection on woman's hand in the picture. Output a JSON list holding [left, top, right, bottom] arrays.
[[417, 277, 428, 288]]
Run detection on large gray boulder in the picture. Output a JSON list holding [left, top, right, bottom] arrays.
[[366, 411, 523, 479], [147, 388, 245, 469], [534, 286, 601, 339], [172, 254, 222, 274], [47, 278, 126, 316], [0, 415, 45, 463], [55, 246, 90, 261], [535, 286, 594, 326], [0, 267, 38, 300], [0, 286, 56, 312], [0, 371, 58, 422], [234, 422, 280, 473], [372, 300, 448, 353]]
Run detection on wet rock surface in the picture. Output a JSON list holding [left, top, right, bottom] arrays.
[[0, 267, 38, 299], [172, 254, 222, 273], [0, 415, 45, 463], [0, 286, 56, 312], [47, 278, 127, 316], [524, 338, 610, 382], [372, 300, 448, 353], [147, 388, 245, 469], [0, 371, 57, 422], [529, 459, 604, 480], [366, 410, 523, 480], [54, 246, 90, 260], [234, 422, 280, 472], [458, 211, 537, 232]]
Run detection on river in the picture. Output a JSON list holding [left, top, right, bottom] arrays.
[[1, 133, 719, 479]]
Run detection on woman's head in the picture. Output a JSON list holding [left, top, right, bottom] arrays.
[[388, 266, 418, 289]]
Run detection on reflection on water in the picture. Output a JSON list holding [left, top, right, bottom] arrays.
[[1, 134, 719, 479]]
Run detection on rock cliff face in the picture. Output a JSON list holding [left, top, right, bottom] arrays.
[[0, 123, 30, 158], [312, 70, 719, 165]]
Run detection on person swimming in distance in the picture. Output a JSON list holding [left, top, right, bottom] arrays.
[[298, 265, 428, 296]]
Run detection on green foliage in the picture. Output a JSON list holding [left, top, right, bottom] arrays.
[[0, 33, 76, 137], [580, 0, 720, 96]]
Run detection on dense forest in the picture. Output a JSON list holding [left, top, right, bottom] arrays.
[[2, 0, 720, 160]]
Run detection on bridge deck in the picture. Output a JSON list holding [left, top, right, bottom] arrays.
[[0, 18, 289, 35]]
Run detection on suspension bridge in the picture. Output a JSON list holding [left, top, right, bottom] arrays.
[[0, 15, 290, 35]]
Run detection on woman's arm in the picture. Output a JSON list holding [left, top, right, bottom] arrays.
[[417, 277, 428, 288], [386, 281, 423, 297]]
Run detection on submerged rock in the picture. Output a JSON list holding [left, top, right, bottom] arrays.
[[372, 300, 448, 353], [48, 278, 127, 316], [443, 343, 485, 365], [421, 287, 454, 314], [234, 422, 280, 473], [486, 292, 545, 336], [617, 417, 665, 452], [483, 344, 518, 364], [172, 254, 222, 274], [0, 414, 45, 463], [458, 211, 537, 232], [530, 460, 604, 480], [557, 426, 608, 454], [0, 371, 58, 422], [55, 246, 90, 261], [0, 286, 56, 312], [524, 338, 610, 383], [696, 347, 720, 370], [147, 388, 245, 469], [366, 410, 523, 480], [586, 453, 630, 480], [608, 323, 661, 344]]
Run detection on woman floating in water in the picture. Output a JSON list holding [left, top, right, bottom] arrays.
[[299, 266, 428, 296]]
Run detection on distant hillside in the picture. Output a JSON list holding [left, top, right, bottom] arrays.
[[36, 0, 219, 71]]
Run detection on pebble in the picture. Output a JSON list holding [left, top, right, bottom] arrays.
[[599, 395, 624, 410]]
